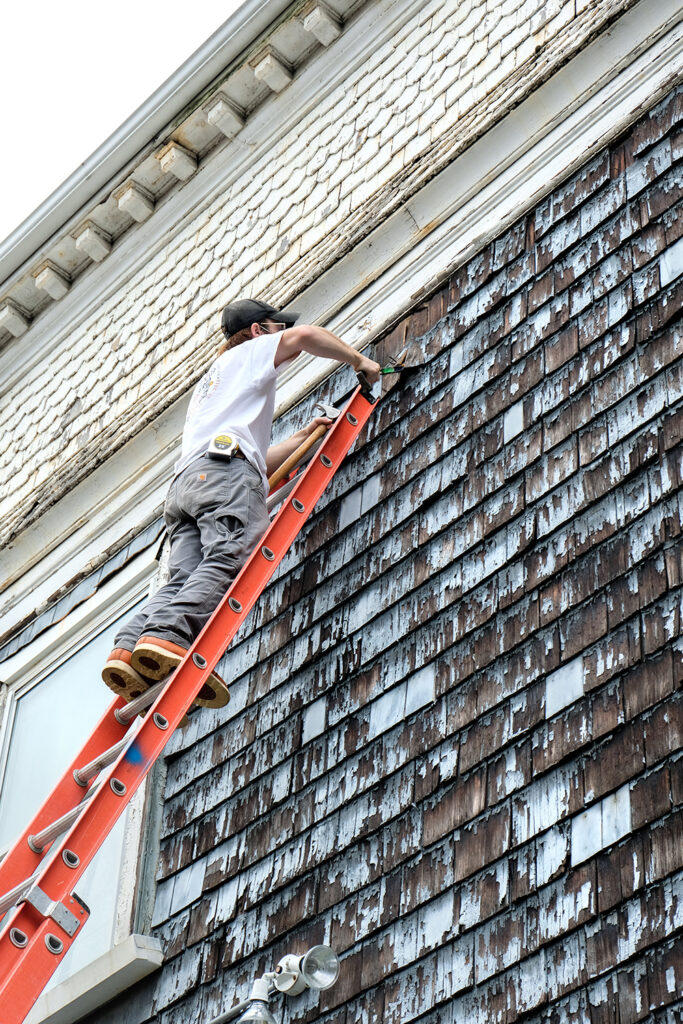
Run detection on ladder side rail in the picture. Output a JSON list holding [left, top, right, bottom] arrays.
[[0, 385, 376, 1024], [0, 694, 128, 906], [0, 892, 90, 1015]]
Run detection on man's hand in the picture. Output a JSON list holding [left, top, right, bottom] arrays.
[[266, 416, 333, 476], [355, 353, 381, 384], [301, 415, 333, 437]]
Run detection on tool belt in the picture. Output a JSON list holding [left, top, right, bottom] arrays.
[[206, 434, 246, 461]]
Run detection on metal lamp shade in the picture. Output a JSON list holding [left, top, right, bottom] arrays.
[[299, 945, 340, 990], [236, 1000, 277, 1024]]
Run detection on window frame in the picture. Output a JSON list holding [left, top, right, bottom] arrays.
[[0, 544, 164, 1021]]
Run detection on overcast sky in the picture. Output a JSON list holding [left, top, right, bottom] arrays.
[[0, 1, 246, 245]]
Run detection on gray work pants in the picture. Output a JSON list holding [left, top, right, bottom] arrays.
[[115, 456, 269, 651]]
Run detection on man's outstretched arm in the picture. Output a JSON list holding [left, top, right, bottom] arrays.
[[275, 324, 381, 382]]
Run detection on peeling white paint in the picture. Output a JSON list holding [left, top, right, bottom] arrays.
[[303, 696, 327, 743], [405, 663, 436, 716], [418, 891, 455, 950], [513, 767, 572, 845]]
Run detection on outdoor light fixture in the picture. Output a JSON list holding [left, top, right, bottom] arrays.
[[211, 945, 340, 1024], [273, 944, 340, 996]]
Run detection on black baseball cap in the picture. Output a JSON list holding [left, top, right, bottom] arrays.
[[221, 298, 300, 339]]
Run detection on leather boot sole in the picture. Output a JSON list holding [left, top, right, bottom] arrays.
[[131, 638, 230, 709], [102, 650, 190, 727], [102, 656, 151, 703]]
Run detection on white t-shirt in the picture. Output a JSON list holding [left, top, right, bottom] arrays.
[[174, 332, 294, 492]]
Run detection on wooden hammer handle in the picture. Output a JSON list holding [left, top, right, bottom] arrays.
[[268, 424, 328, 490]]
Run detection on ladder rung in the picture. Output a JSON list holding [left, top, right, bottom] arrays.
[[27, 784, 99, 855], [0, 875, 34, 919], [267, 473, 298, 512], [115, 680, 165, 725], [73, 738, 129, 787]]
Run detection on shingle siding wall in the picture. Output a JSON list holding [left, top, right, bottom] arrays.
[[88, 85, 682, 1024], [0, 0, 639, 551]]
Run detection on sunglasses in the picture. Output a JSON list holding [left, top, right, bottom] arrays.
[[259, 322, 287, 332]]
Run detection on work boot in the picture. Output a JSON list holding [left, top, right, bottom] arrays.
[[102, 647, 190, 728], [102, 648, 152, 702], [131, 636, 230, 709]]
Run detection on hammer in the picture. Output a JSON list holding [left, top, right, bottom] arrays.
[[268, 401, 340, 490]]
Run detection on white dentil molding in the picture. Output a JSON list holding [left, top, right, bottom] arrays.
[[0, 0, 311, 283]]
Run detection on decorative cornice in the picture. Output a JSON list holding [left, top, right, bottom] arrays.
[[0, 0, 422, 400], [0, 0, 362, 344]]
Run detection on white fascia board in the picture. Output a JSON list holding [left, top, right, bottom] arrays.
[[25, 933, 163, 1024], [304, 0, 683, 345], [1, 0, 680, 639]]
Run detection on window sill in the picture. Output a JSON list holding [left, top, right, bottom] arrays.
[[26, 933, 163, 1024]]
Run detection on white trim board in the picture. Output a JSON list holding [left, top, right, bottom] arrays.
[[309, 0, 683, 347], [1, 0, 681, 641], [25, 933, 163, 1024]]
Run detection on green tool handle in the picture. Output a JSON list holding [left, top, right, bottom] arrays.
[[357, 363, 421, 395]]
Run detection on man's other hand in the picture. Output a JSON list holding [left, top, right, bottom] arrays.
[[303, 415, 334, 436]]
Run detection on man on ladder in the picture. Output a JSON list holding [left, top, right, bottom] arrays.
[[102, 298, 380, 709]]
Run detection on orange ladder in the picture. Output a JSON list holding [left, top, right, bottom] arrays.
[[0, 381, 377, 1024]]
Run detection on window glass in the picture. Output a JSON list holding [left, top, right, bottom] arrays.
[[0, 601, 144, 985]]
